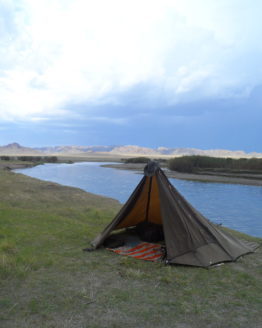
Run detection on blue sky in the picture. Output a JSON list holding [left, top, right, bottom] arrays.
[[0, 0, 262, 151]]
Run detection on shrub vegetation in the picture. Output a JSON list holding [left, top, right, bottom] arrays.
[[125, 157, 150, 163], [168, 156, 262, 173], [0, 156, 58, 163], [16, 156, 58, 163], [0, 156, 10, 161]]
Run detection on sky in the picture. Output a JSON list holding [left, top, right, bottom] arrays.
[[0, 0, 262, 152]]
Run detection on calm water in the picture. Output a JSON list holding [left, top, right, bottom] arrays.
[[15, 162, 262, 238]]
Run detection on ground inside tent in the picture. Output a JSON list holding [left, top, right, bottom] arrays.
[[104, 228, 166, 262]]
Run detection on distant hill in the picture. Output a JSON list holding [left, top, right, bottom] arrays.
[[1, 143, 262, 158], [34, 145, 115, 154], [0, 143, 41, 155], [108, 145, 262, 158], [109, 145, 159, 156]]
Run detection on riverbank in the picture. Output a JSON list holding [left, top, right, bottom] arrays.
[[0, 168, 261, 328], [0, 160, 36, 170], [0, 152, 125, 171], [102, 163, 262, 186], [2, 156, 262, 187]]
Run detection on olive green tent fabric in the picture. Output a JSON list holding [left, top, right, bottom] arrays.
[[91, 161, 258, 267]]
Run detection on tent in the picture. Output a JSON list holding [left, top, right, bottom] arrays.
[[91, 161, 258, 267]]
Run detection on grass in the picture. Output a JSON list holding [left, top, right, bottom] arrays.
[[0, 168, 261, 328]]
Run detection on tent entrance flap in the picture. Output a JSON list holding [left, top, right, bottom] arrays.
[[145, 177, 152, 222], [115, 176, 151, 229], [147, 175, 162, 225], [115, 175, 162, 229]]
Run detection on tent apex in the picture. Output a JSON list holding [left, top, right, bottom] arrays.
[[144, 161, 160, 176]]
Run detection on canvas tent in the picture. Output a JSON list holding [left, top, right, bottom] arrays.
[[92, 161, 258, 267]]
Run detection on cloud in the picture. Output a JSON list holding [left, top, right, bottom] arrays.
[[1, 0, 262, 122]]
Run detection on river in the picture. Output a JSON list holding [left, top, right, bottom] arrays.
[[15, 162, 262, 238]]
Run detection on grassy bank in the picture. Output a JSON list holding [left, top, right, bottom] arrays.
[[0, 169, 261, 328]]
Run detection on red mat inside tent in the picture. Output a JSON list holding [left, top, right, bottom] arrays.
[[107, 242, 164, 262]]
